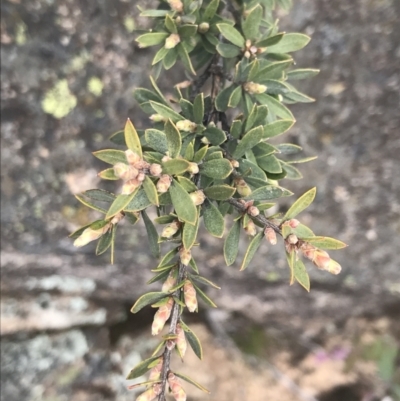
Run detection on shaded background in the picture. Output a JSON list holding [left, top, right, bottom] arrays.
[[1, 0, 400, 400]]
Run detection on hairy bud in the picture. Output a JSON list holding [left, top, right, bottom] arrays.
[[168, 0, 183, 12], [248, 206, 260, 217], [325, 259, 342, 275], [235, 178, 252, 197], [135, 387, 158, 401], [137, 172, 146, 182], [110, 212, 124, 225], [162, 269, 177, 292], [189, 190, 206, 206], [176, 119, 197, 132], [187, 162, 199, 175], [165, 33, 181, 49], [288, 219, 300, 228], [150, 163, 162, 177], [176, 323, 187, 357], [264, 227, 277, 245], [175, 80, 192, 89], [286, 234, 299, 245], [168, 373, 187, 401], [244, 220, 257, 236], [114, 163, 138, 181], [74, 224, 110, 247], [151, 298, 174, 335], [157, 175, 172, 193], [149, 114, 167, 122], [125, 149, 141, 165], [243, 82, 267, 95], [179, 248, 192, 266], [198, 22, 210, 33], [148, 358, 163, 381], [183, 280, 197, 312], [121, 178, 141, 195], [230, 159, 239, 168], [161, 220, 180, 239]]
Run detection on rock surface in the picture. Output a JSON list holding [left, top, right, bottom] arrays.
[[1, 1, 399, 400]]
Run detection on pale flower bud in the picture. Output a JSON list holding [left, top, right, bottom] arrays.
[[244, 50, 251, 58], [168, 373, 187, 401], [162, 269, 177, 292], [125, 149, 141, 165], [168, 0, 183, 12], [183, 280, 197, 312], [264, 227, 277, 245], [148, 358, 163, 381], [248, 206, 260, 217], [149, 114, 167, 122], [114, 163, 138, 181], [235, 178, 252, 197], [151, 298, 174, 335], [189, 190, 206, 206], [150, 163, 162, 177], [288, 219, 300, 228], [301, 243, 331, 271], [176, 323, 187, 357], [201, 136, 210, 144], [121, 178, 141, 194], [286, 234, 299, 245], [110, 212, 124, 225], [187, 162, 199, 175], [161, 220, 180, 239], [135, 387, 158, 401], [245, 39, 252, 48], [244, 220, 257, 236], [198, 22, 210, 33], [179, 248, 192, 266], [162, 155, 171, 162], [157, 174, 172, 193], [230, 159, 239, 168], [176, 119, 197, 132], [165, 33, 181, 49], [137, 172, 146, 182], [250, 45, 258, 54], [243, 82, 267, 95], [175, 80, 192, 89], [325, 259, 342, 275], [73, 224, 110, 247]]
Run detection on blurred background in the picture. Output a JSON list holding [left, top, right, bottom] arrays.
[[1, 1, 400, 400]]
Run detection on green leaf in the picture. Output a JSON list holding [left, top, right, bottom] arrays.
[[293, 258, 310, 292], [130, 292, 168, 314], [189, 274, 221, 289], [175, 372, 210, 393], [202, 126, 227, 146], [193, 145, 208, 163], [98, 168, 119, 180], [165, 14, 177, 33], [92, 149, 127, 165], [143, 176, 159, 206], [162, 159, 190, 175], [177, 43, 196, 75], [136, 32, 169, 48], [286, 156, 317, 164], [267, 33, 311, 53], [193, 93, 204, 124], [281, 161, 303, 180], [286, 251, 296, 284], [256, 32, 284, 47], [124, 188, 152, 212], [145, 129, 169, 154], [125, 119, 142, 158], [292, 223, 315, 238], [200, 158, 233, 179], [240, 232, 263, 271], [202, 200, 225, 238], [255, 60, 293, 82], [109, 130, 125, 145], [242, 5, 262, 40], [217, 23, 245, 48], [95, 226, 113, 255], [152, 46, 170, 65], [183, 210, 200, 250], [178, 24, 198, 38], [215, 85, 236, 111], [149, 101, 184, 123], [233, 125, 264, 158], [203, 0, 219, 21], [75, 195, 107, 214], [82, 189, 116, 203], [147, 269, 172, 285], [262, 119, 294, 139], [106, 191, 138, 219], [180, 322, 204, 360], [126, 355, 161, 380], [246, 185, 288, 201], [257, 154, 282, 173], [301, 236, 348, 250], [177, 176, 197, 192], [164, 119, 182, 158], [142, 210, 160, 258], [156, 247, 179, 269], [276, 143, 302, 154], [192, 282, 217, 308], [216, 43, 241, 58], [284, 187, 316, 220], [228, 86, 243, 108], [287, 68, 320, 80], [224, 219, 241, 266], [169, 179, 197, 225], [255, 93, 294, 120], [204, 185, 236, 200]]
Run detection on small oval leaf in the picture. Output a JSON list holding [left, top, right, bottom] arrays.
[[130, 292, 168, 314]]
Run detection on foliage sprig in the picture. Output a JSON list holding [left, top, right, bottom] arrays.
[[70, 1, 347, 400]]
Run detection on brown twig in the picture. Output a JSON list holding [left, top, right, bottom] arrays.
[[157, 259, 186, 401]]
